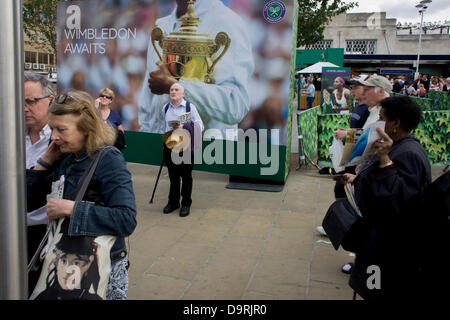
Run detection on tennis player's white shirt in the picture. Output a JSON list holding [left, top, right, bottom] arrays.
[[138, 0, 254, 140], [163, 99, 204, 133], [26, 124, 51, 226]]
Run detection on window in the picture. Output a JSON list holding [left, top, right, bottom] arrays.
[[49, 54, 55, 65], [38, 52, 48, 64], [25, 51, 37, 63], [345, 40, 377, 54], [305, 40, 333, 50]]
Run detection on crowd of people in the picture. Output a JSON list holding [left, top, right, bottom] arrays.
[[316, 73, 449, 300], [21, 63, 450, 301], [391, 74, 450, 97]]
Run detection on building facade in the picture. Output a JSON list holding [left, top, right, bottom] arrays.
[[301, 12, 450, 76]]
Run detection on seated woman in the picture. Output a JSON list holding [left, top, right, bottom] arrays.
[[338, 96, 431, 300], [27, 90, 137, 300]]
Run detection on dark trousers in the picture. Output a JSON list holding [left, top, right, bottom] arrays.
[[306, 96, 314, 109], [163, 145, 193, 207]]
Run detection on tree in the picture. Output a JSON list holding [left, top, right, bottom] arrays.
[[297, 0, 358, 47], [23, 0, 59, 54]]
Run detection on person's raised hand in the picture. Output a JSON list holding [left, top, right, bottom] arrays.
[[148, 61, 177, 95], [94, 97, 101, 108], [373, 127, 393, 164], [41, 141, 64, 165]]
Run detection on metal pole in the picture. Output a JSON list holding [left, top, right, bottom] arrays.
[[416, 10, 424, 76], [0, 0, 28, 299]]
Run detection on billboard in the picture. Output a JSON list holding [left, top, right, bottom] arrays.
[[320, 67, 351, 114], [57, 0, 297, 181]]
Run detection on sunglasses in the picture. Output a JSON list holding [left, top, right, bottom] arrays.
[[56, 93, 78, 104], [99, 94, 112, 99], [25, 95, 50, 107]]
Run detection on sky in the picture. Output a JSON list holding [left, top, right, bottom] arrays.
[[346, 0, 450, 24]]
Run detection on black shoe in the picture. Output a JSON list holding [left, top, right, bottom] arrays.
[[179, 206, 190, 217], [163, 203, 180, 214]]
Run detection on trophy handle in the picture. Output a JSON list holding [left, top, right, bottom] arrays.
[[151, 27, 164, 62], [209, 32, 230, 76]]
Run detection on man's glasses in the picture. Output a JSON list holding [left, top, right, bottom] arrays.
[[25, 95, 50, 107], [99, 94, 112, 99], [56, 93, 78, 104]]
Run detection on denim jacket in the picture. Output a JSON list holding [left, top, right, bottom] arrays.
[[26, 146, 137, 262]]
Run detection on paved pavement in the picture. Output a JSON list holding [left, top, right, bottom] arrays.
[[125, 157, 445, 300]]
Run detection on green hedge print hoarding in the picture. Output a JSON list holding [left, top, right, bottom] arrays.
[[297, 106, 322, 163], [317, 111, 449, 165]]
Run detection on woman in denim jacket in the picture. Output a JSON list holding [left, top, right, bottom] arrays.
[[27, 90, 137, 299]]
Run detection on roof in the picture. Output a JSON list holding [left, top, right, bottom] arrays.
[[296, 61, 340, 74]]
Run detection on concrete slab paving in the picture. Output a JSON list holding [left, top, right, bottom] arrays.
[[126, 159, 447, 300]]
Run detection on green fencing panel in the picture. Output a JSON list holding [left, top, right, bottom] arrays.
[[317, 113, 350, 161], [315, 111, 450, 165], [427, 91, 449, 110], [410, 96, 432, 111], [298, 106, 322, 162], [412, 111, 450, 164], [391, 92, 449, 111]]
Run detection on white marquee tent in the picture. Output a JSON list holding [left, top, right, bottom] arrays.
[[296, 61, 340, 74]]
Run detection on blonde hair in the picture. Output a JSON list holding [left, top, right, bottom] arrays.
[[98, 87, 115, 100], [48, 90, 116, 155]]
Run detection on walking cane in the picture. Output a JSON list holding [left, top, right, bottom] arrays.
[[149, 158, 164, 204]]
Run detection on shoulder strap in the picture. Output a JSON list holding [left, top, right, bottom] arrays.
[[73, 150, 102, 202], [27, 150, 102, 274], [186, 101, 190, 113], [164, 103, 170, 114]]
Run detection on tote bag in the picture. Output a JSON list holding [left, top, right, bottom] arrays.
[[29, 150, 116, 300]]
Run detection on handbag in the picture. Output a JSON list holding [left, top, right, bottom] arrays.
[[322, 199, 362, 252], [29, 150, 116, 300]]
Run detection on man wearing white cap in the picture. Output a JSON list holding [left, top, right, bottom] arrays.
[[317, 74, 393, 275], [316, 76, 392, 225], [333, 74, 392, 141]]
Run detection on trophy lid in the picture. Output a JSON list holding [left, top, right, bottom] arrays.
[[179, 0, 200, 34], [167, 0, 211, 41]]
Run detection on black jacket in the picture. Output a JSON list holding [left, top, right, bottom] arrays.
[[349, 136, 431, 300]]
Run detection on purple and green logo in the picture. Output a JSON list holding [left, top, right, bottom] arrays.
[[263, 1, 286, 23]]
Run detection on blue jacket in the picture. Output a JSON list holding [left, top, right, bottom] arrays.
[[26, 146, 137, 262]]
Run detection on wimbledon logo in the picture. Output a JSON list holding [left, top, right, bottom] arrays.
[[263, 1, 286, 23]]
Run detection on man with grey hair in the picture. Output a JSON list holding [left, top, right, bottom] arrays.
[[24, 72, 55, 170], [316, 75, 392, 235], [24, 72, 55, 295], [358, 74, 392, 129], [317, 75, 393, 275]]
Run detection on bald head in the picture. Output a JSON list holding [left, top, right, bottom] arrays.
[[169, 82, 185, 107]]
